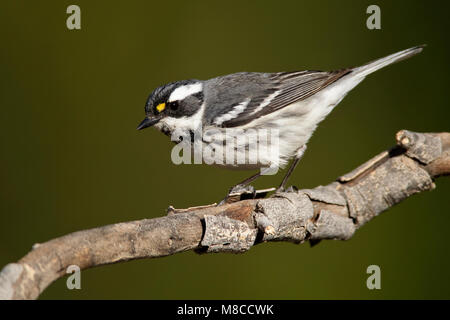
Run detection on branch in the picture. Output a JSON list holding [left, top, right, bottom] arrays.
[[1, 130, 449, 300]]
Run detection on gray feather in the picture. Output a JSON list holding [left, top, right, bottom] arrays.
[[203, 70, 351, 127]]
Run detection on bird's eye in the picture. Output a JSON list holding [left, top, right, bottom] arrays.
[[169, 101, 179, 110]]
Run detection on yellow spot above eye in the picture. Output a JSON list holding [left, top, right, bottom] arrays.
[[156, 103, 166, 112]]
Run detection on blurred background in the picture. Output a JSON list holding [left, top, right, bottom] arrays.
[[1, 0, 449, 299]]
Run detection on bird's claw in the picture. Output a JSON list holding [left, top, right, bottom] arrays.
[[274, 185, 298, 194], [218, 184, 256, 205], [218, 185, 277, 205], [229, 184, 256, 196]]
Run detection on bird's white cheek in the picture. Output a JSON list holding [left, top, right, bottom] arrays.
[[159, 117, 197, 132], [158, 102, 206, 134]]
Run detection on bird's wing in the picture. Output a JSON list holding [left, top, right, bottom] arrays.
[[210, 69, 351, 128]]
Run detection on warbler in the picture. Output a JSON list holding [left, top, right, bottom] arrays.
[[137, 45, 424, 197]]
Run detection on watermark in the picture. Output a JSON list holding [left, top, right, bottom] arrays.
[[66, 264, 81, 290], [66, 5, 81, 30], [366, 265, 381, 290], [177, 303, 274, 317], [169, 126, 280, 175], [366, 5, 381, 30]]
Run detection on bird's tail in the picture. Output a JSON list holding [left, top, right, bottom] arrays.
[[352, 45, 425, 78]]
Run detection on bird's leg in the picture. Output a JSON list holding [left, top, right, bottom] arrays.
[[219, 172, 262, 204], [276, 145, 306, 193], [229, 172, 261, 196], [276, 158, 301, 193]]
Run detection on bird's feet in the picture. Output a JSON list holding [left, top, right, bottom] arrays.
[[218, 185, 276, 205], [219, 184, 256, 205], [229, 184, 256, 197], [274, 185, 298, 194]]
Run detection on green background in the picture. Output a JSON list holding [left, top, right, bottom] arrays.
[[1, 0, 449, 299]]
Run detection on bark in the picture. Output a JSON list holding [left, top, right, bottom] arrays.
[[0, 130, 449, 300]]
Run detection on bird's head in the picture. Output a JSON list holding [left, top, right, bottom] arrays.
[[137, 80, 204, 133]]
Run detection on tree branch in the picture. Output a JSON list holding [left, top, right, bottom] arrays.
[[1, 130, 449, 300]]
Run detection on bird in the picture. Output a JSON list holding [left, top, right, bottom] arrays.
[[137, 45, 424, 200]]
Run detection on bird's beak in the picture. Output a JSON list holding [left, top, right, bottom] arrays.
[[137, 116, 160, 130]]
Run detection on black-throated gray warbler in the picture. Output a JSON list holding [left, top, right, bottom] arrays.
[[137, 46, 424, 198]]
